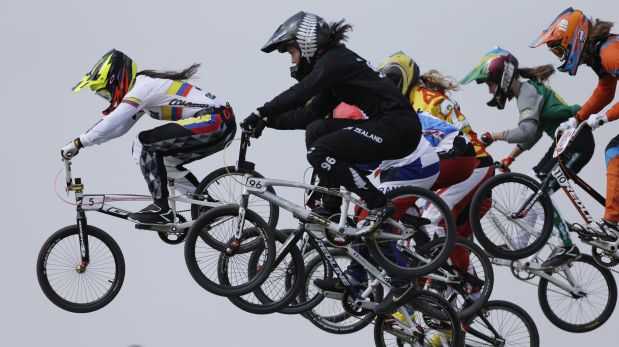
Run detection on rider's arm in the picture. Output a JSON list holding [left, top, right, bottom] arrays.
[[498, 83, 543, 149], [575, 42, 619, 122], [267, 92, 339, 130], [257, 53, 346, 119], [576, 75, 617, 122], [79, 102, 142, 147]]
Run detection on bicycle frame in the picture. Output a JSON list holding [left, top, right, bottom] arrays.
[[62, 159, 220, 264]]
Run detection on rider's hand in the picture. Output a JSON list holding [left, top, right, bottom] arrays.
[[499, 156, 514, 173], [586, 113, 608, 130], [480, 132, 495, 146], [61, 138, 82, 160], [240, 112, 266, 138], [555, 117, 578, 138]]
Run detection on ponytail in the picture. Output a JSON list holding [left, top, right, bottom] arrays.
[[589, 18, 614, 42], [324, 19, 353, 49], [137, 63, 201, 81], [419, 70, 460, 93], [518, 64, 554, 83]]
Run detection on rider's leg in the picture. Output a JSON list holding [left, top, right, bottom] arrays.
[[128, 114, 235, 223], [584, 135, 619, 239], [306, 115, 421, 228]]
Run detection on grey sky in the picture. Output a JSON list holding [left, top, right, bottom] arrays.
[[1, 0, 618, 346]]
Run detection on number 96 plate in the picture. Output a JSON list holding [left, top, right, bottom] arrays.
[[245, 177, 267, 192]]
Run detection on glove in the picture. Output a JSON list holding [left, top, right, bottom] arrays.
[[240, 112, 266, 138], [480, 132, 495, 146], [555, 117, 578, 138], [498, 156, 514, 173], [61, 138, 82, 160], [586, 113, 608, 130]]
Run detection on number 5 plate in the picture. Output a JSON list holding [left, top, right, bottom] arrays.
[[245, 177, 267, 192], [80, 195, 105, 210]]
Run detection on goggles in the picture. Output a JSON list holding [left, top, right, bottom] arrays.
[[96, 89, 111, 101], [549, 42, 567, 61]]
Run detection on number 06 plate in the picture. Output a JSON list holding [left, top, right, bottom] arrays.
[[245, 177, 267, 192]]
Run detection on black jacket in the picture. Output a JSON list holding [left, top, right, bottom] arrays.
[[258, 45, 414, 130]]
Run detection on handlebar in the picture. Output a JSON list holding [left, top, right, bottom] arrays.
[[63, 158, 72, 187]]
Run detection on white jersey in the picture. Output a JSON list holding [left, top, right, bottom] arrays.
[[379, 136, 437, 172], [79, 75, 226, 147]]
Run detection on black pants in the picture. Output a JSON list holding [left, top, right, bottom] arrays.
[[533, 126, 595, 192], [305, 113, 421, 209]]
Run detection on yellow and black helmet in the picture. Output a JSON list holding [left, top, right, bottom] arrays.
[[73, 49, 137, 115], [378, 51, 420, 96]]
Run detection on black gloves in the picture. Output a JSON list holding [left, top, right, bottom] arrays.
[[240, 112, 266, 138]]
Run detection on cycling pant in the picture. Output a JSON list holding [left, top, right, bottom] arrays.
[[305, 113, 421, 210], [530, 127, 594, 246], [605, 134, 619, 222], [132, 111, 236, 203]]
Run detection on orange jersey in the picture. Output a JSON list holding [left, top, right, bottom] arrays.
[[576, 38, 619, 122], [409, 85, 490, 159]]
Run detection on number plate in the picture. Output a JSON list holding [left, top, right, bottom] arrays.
[[554, 128, 575, 157], [245, 177, 267, 192], [80, 195, 105, 210]]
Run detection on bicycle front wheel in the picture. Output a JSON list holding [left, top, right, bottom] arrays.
[[184, 205, 276, 297], [538, 254, 617, 332], [366, 186, 456, 278], [460, 300, 539, 347], [470, 172, 553, 260], [374, 290, 462, 347], [36, 225, 125, 313], [190, 166, 279, 230]]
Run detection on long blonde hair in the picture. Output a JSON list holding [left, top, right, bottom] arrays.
[[419, 70, 460, 93]]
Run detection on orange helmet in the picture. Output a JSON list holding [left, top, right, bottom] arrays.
[[529, 7, 591, 75]]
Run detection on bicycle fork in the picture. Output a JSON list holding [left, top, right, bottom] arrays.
[[71, 181, 90, 272]]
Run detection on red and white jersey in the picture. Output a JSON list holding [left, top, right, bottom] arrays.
[[79, 75, 226, 147]]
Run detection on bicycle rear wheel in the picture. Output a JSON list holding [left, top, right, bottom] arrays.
[[366, 186, 456, 278], [460, 300, 539, 347], [301, 250, 382, 334], [470, 172, 553, 260], [538, 254, 617, 332], [224, 239, 305, 314], [374, 290, 462, 347], [36, 225, 125, 313], [184, 205, 276, 297], [416, 236, 494, 319], [190, 166, 279, 230]]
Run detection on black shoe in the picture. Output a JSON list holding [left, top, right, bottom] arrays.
[[311, 206, 340, 219], [542, 245, 582, 268], [128, 204, 174, 225], [313, 276, 361, 292], [358, 201, 395, 236], [374, 286, 414, 315]]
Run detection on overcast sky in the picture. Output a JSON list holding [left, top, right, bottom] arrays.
[[1, 0, 618, 346]]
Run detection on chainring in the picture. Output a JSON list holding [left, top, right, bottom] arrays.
[[510, 261, 536, 281], [341, 291, 374, 317], [592, 246, 619, 268], [158, 215, 188, 245]]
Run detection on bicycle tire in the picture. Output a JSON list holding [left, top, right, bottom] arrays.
[[470, 172, 553, 260], [460, 300, 539, 347], [224, 239, 305, 314], [37, 225, 125, 313], [190, 166, 279, 231], [416, 236, 494, 319], [301, 250, 382, 334], [366, 186, 456, 278], [538, 254, 617, 332], [184, 205, 275, 296], [374, 290, 462, 347]]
